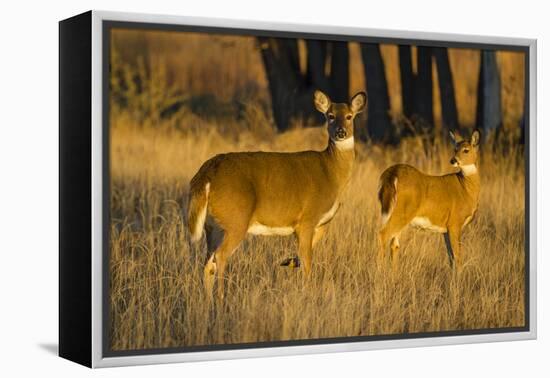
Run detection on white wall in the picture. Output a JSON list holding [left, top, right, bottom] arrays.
[[0, 0, 546, 376]]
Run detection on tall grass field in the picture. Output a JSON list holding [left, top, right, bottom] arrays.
[[109, 120, 525, 350], [108, 30, 526, 351]]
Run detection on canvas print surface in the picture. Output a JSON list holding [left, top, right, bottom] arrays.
[[107, 25, 527, 353]]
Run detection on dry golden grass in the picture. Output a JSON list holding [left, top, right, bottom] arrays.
[[109, 116, 525, 351]]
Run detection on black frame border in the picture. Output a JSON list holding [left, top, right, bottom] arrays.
[[59, 11, 93, 367], [101, 19, 531, 358]]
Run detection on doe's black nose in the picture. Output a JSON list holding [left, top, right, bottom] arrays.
[[450, 157, 457, 165], [336, 128, 347, 139]]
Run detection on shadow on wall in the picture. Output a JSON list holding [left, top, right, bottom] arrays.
[[37, 343, 58, 356]]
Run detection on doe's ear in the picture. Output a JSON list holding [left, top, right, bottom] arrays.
[[314, 90, 331, 113], [350, 91, 367, 114], [449, 130, 463, 145], [471, 129, 481, 146]]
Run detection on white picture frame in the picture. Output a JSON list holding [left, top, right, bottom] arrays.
[[59, 10, 537, 368]]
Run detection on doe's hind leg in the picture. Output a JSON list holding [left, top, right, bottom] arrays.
[[206, 190, 254, 303], [211, 224, 248, 304]]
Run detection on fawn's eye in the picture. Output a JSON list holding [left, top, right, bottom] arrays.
[[463, 149, 470, 153], [346, 114, 352, 120], [328, 113, 335, 121]]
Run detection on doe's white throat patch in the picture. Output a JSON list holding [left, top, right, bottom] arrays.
[[460, 164, 478, 176], [333, 136, 354, 151]]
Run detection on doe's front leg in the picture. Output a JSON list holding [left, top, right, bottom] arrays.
[[296, 226, 315, 279]]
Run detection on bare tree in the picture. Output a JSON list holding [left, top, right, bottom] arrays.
[[433, 47, 458, 131], [361, 43, 392, 143], [259, 37, 353, 131], [329, 41, 349, 103], [258, 37, 304, 131], [476, 50, 502, 134], [520, 89, 527, 145], [305, 40, 329, 92], [398, 45, 415, 120], [398, 46, 458, 137], [415, 46, 434, 130]]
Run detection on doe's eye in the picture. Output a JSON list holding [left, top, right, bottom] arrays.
[[463, 149, 470, 153], [328, 113, 335, 121], [346, 114, 353, 120]]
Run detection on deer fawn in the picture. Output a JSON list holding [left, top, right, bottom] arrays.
[[377, 129, 481, 269], [187, 90, 367, 301]]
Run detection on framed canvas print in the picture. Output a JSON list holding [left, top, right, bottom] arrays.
[[59, 10, 537, 368]]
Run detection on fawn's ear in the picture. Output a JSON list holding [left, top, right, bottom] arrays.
[[350, 91, 367, 114], [314, 90, 331, 113], [471, 129, 481, 146], [449, 130, 463, 145]]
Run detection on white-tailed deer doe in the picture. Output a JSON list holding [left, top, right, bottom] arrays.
[[187, 90, 367, 300], [377, 129, 481, 269]]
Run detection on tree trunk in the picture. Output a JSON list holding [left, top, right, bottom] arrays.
[[329, 41, 349, 103], [258, 37, 303, 131], [520, 88, 526, 145], [304, 40, 330, 123], [433, 47, 458, 131], [415, 46, 434, 131], [360, 43, 392, 143], [258, 38, 353, 130], [305, 40, 329, 92], [398, 45, 415, 120], [476, 50, 502, 134]]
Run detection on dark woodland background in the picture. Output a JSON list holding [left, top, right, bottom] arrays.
[[110, 29, 525, 145]]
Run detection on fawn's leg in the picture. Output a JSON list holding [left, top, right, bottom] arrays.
[[378, 183, 418, 267], [379, 213, 409, 267], [390, 235, 401, 271], [312, 224, 327, 248], [443, 232, 454, 268], [203, 220, 224, 301], [378, 227, 390, 263], [446, 226, 462, 270]]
